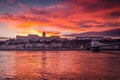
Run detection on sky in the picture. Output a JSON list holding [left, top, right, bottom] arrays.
[[0, 0, 120, 38]]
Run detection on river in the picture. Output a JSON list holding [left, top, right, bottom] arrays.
[[0, 51, 120, 80]]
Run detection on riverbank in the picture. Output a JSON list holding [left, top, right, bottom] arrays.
[[0, 48, 84, 51]]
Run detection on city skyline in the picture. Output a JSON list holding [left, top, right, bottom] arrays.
[[0, 0, 120, 38]]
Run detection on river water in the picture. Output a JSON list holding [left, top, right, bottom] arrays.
[[0, 51, 120, 80]]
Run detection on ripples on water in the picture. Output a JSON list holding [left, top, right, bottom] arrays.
[[0, 51, 120, 80]]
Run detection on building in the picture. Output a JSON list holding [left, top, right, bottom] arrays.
[[28, 34, 40, 42], [42, 32, 46, 37], [50, 36, 60, 41], [76, 36, 103, 41], [16, 35, 28, 42]]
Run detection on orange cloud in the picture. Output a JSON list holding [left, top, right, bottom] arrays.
[[0, 0, 120, 37]]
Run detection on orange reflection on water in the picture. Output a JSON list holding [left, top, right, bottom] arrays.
[[0, 51, 120, 80], [14, 51, 83, 79]]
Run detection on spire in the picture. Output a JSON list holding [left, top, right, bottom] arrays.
[[42, 32, 46, 37]]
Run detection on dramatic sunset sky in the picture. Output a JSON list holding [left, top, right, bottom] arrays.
[[0, 0, 120, 38]]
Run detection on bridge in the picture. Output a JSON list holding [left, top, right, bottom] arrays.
[[90, 40, 120, 52]]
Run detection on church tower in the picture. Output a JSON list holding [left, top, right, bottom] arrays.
[[42, 32, 46, 37]]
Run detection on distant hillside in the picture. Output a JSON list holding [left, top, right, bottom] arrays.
[[0, 37, 10, 41], [63, 28, 120, 37], [0, 37, 10, 39]]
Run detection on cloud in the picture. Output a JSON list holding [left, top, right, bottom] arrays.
[[0, 0, 120, 37], [108, 11, 120, 18], [71, 0, 120, 12], [7, 0, 15, 4]]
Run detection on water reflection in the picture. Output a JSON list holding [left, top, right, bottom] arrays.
[[0, 51, 120, 80], [0, 52, 16, 79]]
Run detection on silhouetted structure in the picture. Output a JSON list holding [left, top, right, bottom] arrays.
[[42, 32, 46, 37], [0, 32, 120, 51]]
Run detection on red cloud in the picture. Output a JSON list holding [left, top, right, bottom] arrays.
[[0, 0, 120, 37], [7, 0, 15, 4]]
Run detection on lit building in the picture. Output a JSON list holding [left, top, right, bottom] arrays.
[[28, 34, 40, 41], [50, 36, 60, 40], [16, 35, 28, 42], [76, 37, 103, 41]]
